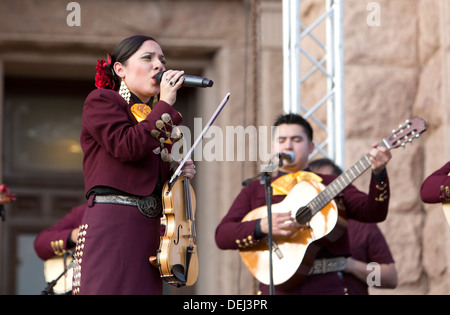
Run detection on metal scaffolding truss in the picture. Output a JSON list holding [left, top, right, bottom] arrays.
[[282, 0, 345, 169]]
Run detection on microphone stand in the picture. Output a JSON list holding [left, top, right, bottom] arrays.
[[242, 159, 280, 295], [41, 264, 72, 295], [41, 252, 73, 295]]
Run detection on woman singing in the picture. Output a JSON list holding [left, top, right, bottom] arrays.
[[74, 35, 195, 295]]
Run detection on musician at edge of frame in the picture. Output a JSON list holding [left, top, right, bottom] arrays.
[[420, 161, 450, 204], [34, 204, 86, 262], [215, 113, 392, 295], [420, 161, 450, 226]]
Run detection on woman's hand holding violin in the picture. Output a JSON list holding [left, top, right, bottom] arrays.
[[181, 159, 196, 180]]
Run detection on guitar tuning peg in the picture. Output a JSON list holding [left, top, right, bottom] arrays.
[[415, 134, 420, 138]]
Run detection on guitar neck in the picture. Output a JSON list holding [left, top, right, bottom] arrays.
[[295, 153, 374, 224], [317, 154, 371, 213], [298, 139, 396, 224]]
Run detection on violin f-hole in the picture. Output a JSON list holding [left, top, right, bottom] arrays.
[[174, 224, 183, 245]]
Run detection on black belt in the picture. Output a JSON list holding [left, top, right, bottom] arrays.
[[93, 194, 162, 218]]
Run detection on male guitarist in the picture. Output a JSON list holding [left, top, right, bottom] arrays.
[[34, 204, 85, 294], [34, 204, 85, 262], [215, 113, 392, 295]]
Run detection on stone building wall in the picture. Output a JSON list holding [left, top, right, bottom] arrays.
[[343, 0, 450, 295]]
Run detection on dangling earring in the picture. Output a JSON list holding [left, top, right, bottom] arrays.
[[119, 79, 131, 104]]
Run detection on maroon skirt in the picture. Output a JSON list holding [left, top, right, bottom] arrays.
[[72, 202, 162, 295]]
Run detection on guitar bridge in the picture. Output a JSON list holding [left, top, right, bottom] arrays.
[[264, 236, 284, 260]]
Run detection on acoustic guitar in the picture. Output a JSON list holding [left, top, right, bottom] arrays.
[[443, 172, 450, 226], [444, 202, 450, 226], [43, 254, 73, 294], [240, 117, 427, 290]]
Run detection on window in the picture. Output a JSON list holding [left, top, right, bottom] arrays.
[[3, 77, 92, 186]]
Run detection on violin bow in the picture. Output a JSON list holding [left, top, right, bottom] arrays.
[[167, 92, 231, 191]]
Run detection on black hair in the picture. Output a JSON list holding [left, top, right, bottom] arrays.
[[273, 113, 314, 142], [308, 158, 343, 175], [109, 35, 158, 90]]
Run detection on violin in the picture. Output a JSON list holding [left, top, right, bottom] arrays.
[[150, 93, 231, 286], [155, 135, 199, 287]]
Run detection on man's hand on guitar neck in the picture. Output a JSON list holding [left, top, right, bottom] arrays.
[[259, 211, 306, 237], [369, 143, 392, 175]]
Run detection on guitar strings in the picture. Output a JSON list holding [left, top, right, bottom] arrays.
[[295, 154, 373, 225]]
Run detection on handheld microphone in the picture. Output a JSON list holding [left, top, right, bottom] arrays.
[[154, 70, 214, 88], [276, 152, 296, 163]]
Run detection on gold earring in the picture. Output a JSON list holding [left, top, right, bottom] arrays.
[[119, 79, 131, 104]]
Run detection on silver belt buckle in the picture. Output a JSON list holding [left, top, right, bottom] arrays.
[[309, 257, 347, 275], [137, 195, 162, 218]]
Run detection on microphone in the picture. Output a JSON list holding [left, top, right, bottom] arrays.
[[275, 152, 296, 163], [154, 70, 214, 88]]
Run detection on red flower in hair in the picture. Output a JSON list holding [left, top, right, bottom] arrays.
[[95, 54, 115, 89]]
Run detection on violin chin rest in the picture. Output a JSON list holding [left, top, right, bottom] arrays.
[[172, 264, 186, 283]]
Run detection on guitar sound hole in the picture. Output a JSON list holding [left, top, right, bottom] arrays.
[[296, 206, 312, 225]]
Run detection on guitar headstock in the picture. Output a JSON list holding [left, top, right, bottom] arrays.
[[385, 117, 426, 149]]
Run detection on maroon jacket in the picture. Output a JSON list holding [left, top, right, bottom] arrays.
[[34, 204, 86, 261], [80, 89, 182, 197], [215, 172, 390, 294], [420, 161, 450, 203]]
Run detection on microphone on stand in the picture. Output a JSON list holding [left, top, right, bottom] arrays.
[[154, 70, 214, 88], [275, 152, 296, 163], [241, 152, 296, 186]]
